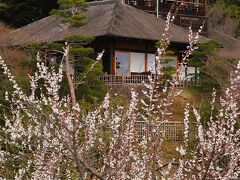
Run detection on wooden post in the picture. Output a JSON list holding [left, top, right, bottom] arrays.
[[109, 38, 115, 75], [145, 41, 148, 72], [195, 66, 198, 85], [110, 42, 113, 75]]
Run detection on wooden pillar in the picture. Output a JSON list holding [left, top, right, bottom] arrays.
[[109, 38, 115, 75], [145, 41, 148, 72], [176, 53, 182, 79]]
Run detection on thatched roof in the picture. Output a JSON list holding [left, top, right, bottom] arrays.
[[0, 0, 207, 46]]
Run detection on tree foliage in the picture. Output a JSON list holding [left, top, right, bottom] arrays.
[[0, 0, 58, 27], [188, 40, 221, 67], [208, 0, 240, 38], [51, 0, 88, 27]]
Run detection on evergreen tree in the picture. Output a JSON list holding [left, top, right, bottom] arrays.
[[0, 0, 58, 27], [51, 0, 88, 27], [51, 0, 105, 104]]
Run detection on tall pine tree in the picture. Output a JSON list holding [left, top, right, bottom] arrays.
[[51, 0, 105, 105]]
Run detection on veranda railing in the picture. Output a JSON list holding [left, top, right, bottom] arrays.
[[98, 74, 199, 87]]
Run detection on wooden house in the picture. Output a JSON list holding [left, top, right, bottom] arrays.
[[0, 0, 207, 85], [125, 0, 208, 36]]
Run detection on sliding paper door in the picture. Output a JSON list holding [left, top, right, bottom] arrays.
[[130, 52, 145, 73]]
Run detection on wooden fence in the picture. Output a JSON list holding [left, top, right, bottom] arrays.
[[99, 74, 150, 84], [98, 74, 199, 88], [173, 78, 200, 88], [134, 121, 197, 141]]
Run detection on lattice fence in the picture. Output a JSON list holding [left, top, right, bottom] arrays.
[[97, 75, 199, 88], [134, 121, 197, 141]]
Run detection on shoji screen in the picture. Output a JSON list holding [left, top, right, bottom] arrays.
[[130, 52, 145, 73]]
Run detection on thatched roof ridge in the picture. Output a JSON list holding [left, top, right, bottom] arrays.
[[0, 0, 207, 46]]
